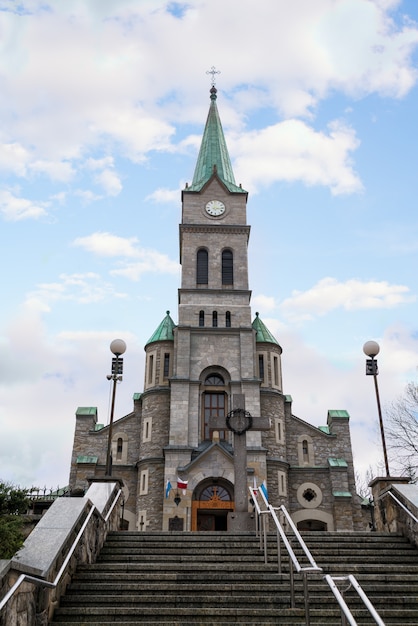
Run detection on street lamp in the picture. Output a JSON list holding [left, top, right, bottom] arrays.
[[105, 339, 126, 476], [363, 340, 390, 476]]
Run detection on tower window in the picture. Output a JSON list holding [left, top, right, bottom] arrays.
[[197, 249, 208, 285], [116, 437, 123, 460], [148, 355, 154, 384], [199, 310, 205, 327], [274, 356, 279, 387], [222, 249, 233, 285], [203, 392, 226, 440], [258, 355, 265, 382], [212, 311, 218, 327], [225, 311, 231, 327], [163, 353, 170, 379]]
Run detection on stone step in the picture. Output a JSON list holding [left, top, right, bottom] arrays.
[[49, 605, 418, 624], [65, 580, 418, 595], [50, 531, 418, 626]]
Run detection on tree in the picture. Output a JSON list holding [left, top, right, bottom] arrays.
[[0, 481, 30, 559], [385, 382, 418, 481]]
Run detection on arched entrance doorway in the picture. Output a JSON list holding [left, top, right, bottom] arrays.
[[297, 519, 327, 531], [191, 480, 234, 531]]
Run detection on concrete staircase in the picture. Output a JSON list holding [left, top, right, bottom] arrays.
[[50, 531, 418, 625]]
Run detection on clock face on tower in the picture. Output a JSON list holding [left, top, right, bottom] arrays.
[[205, 200, 225, 217]]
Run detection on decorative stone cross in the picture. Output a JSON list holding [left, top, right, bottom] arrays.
[[206, 65, 221, 87], [210, 394, 270, 530]]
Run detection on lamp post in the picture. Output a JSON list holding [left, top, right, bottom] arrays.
[[105, 339, 126, 476], [363, 340, 390, 476]]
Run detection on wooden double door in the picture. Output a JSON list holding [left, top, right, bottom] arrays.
[[191, 484, 234, 531]]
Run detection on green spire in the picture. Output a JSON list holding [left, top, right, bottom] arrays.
[[146, 311, 176, 345], [188, 87, 246, 193], [252, 312, 280, 345]]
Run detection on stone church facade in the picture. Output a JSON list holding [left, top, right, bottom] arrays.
[[69, 86, 364, 533]]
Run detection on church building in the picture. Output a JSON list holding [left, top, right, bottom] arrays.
[[69, 85, 364, 533]]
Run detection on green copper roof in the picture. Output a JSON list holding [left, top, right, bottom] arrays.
[[188, 87, 246, 193], [328, 457, 348, 467], [252, 312, 280, 345], [146, 311, 176, 345], [328, 410, 350, 420]]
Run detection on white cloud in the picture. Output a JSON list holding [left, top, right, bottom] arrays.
[[280, 277, 415, 321], [251, 294, 277, 313], [72, 232, 180, 279], [0, 189, 48, 221], [24, 272, 128, 311], [110, 251, 180, 281], [73, 232, 141, 257], [0, 0, 416, 192], [74, 189, 103, 204], [94, 168, 122, 196], [29, 159, 75, 182], [0, 142, 29, 176], [146, 187, 180, 204], [232, 119, 362, 195]]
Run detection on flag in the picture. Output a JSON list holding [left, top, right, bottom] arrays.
[[165, 480, 172, 498], [177, 477, 188, 494], [260, 480, 268, 502], [253, 476, 258, 496]]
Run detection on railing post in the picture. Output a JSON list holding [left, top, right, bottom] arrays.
[[276, 526, 281, 574], [262, 513, 268, 564], [289, 562, 295, 609], [303, 572, 311, 626]]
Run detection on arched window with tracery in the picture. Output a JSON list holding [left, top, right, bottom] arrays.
[[202, 373, 227, 441]]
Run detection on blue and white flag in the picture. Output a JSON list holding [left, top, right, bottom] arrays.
[[260, 480, 268, 502], [165, 480, 172, 498]]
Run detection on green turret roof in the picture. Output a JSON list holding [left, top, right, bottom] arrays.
[[146, 311, 176, 345], [187, 87, 246, 193], [252, 312, 280, 345]]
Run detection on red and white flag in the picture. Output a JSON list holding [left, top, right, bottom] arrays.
[[177, 477, 188, 494]]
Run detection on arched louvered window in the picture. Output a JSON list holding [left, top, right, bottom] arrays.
[[225, 311, 231, 327], [199, 310, 205, 327], [197, 249, 208, 285], [222, 249, 233, 285], [212, 311, 218, 327]]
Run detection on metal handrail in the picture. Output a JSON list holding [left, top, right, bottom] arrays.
[[324, 574, 386, 626], [0, 489, 122, 614], [249, 486, 269, 557], [250, 485, 386, 626], [382, 490, 418, 523]]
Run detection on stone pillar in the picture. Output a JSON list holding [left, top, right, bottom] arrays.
[[369, 476, 410, 532]]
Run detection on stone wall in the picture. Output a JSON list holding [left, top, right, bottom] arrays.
[[0, 482, 122, 626], [370, 477, 417, 546]]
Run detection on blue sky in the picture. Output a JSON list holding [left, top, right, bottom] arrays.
[[1, 0, 418, 490]]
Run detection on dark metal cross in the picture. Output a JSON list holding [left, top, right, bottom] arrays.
[[210, 394, 270, 528], [206, 66, 220, 87]]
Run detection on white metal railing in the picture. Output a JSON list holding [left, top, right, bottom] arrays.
[[249, 485, 386, 626], [382, 489, 418, 523], [0, 488, 122, 615], [324, 574, 386, 626]]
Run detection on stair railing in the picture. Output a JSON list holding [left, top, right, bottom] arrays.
[[249, 486, 269, 560], [324, 574, 386, 626], [0, 488, 122, 616], [382, 489, 418, 523], [250, 485, 322, 625], [250, 486, 386, 626]]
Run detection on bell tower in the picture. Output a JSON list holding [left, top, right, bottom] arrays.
[[167, 85, 261, 448]]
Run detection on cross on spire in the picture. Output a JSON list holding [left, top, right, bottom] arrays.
[[206, 66, 220, 87]]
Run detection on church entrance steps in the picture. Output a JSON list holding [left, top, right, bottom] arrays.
[[49, 530, 418, 625]]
